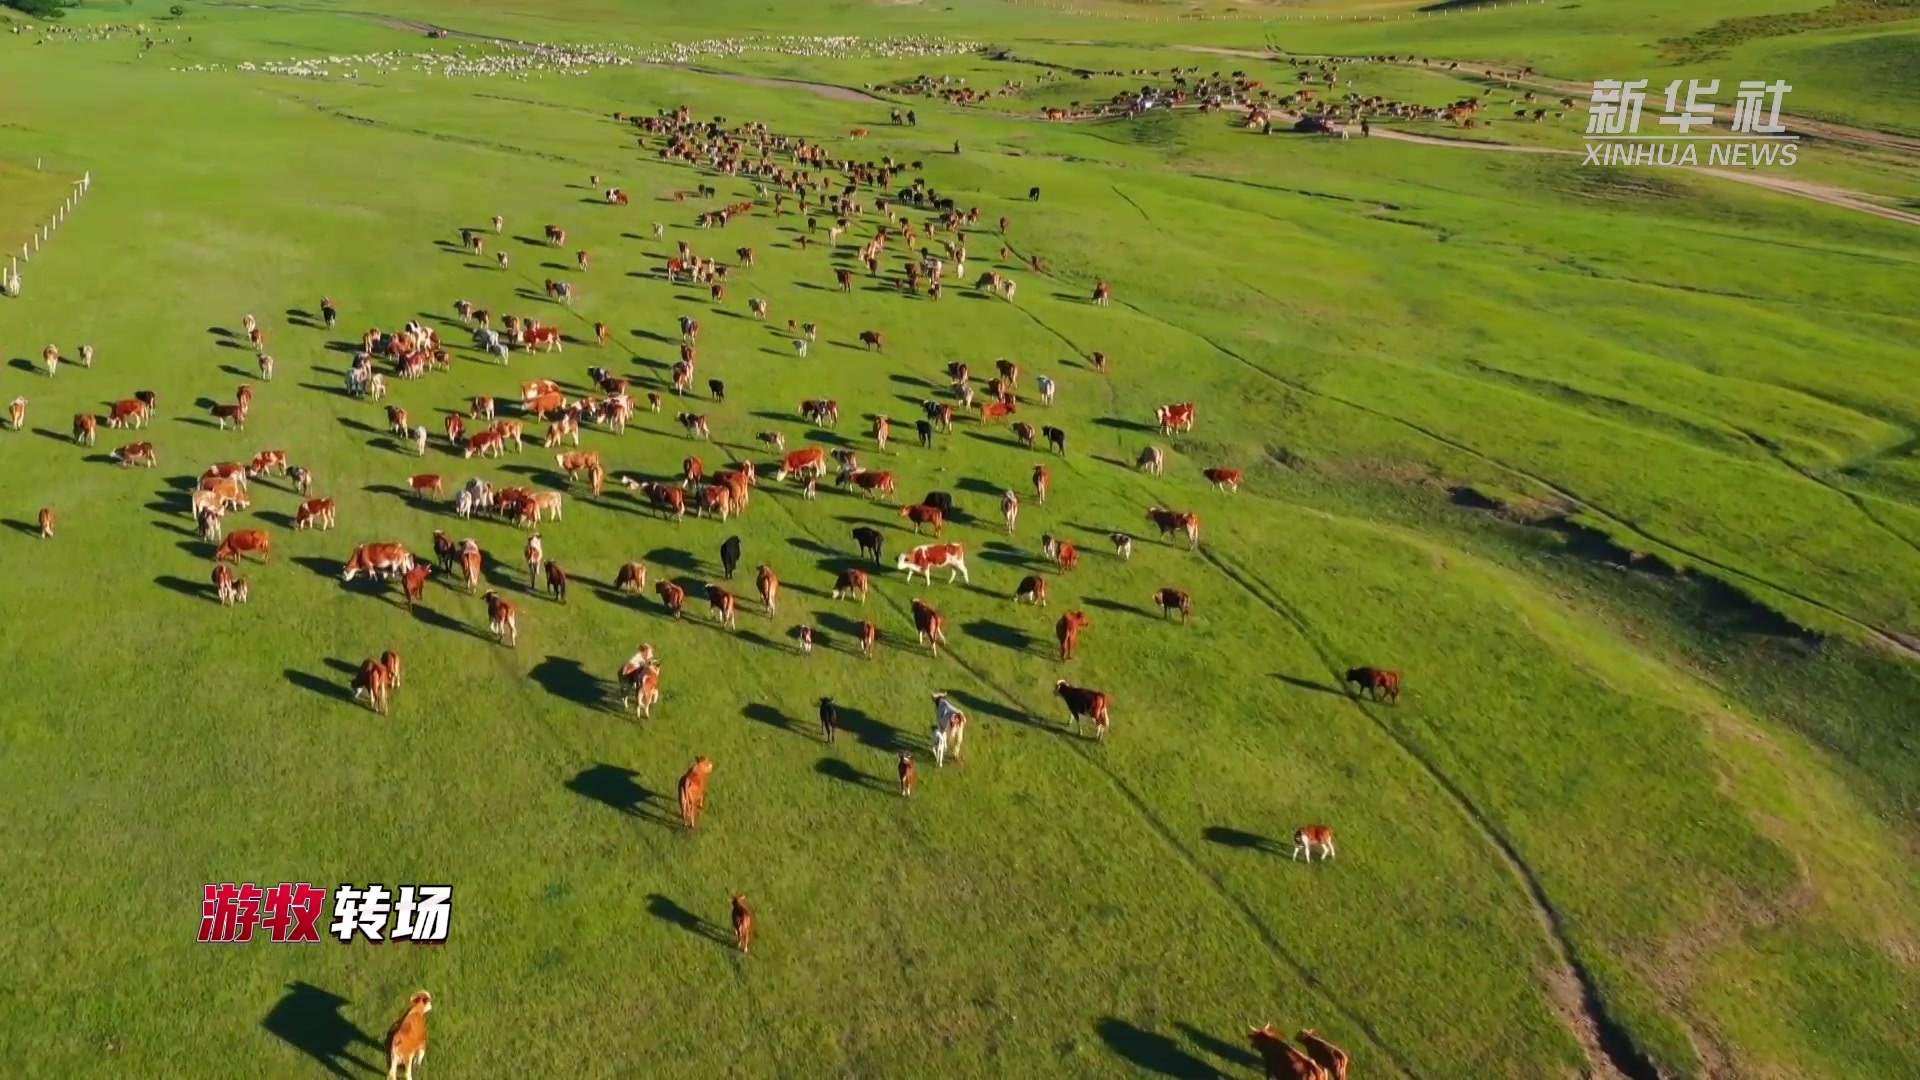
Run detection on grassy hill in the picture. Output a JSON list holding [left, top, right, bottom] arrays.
[[0, 1, 1916, 1077]]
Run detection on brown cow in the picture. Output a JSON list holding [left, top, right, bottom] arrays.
[[1344, 667, 1400, 703], [1298, 1031, 1349, 1080], [385, 991, 432, 1080], [911, 598, 947, 656], [353, 658, 394, 716], [898, 752, 916, 797], [859, 330, 884, 351], [400, 563, 433, 609], [111, 440, 157, 466], [294, 498, 337, 531], [545, 561, 570, 604], [209, 403, 248, 431], [1032, 464, 1050, 504], [731, 894, 753, 954], [656, 580, 687, 617], [379, 649, 402, 689], [678, 757, 714, 829], [215, 529, 271, 564], [37, 506, 54, 539], [844, 469, 896, 500], [1054, 680, 1112, 739], [73, 412, 98, 445], [1292, 825, 1336, 863], [483, 590, 519, 646], [1147, 507, 1201, 550], [858, 619, 879, 658], [1015, 574, 1048, 606], [755, 564, 779, 615], [1055, 610, 1089, 660], [613, 562, 648, 593], [706, 584, 738, 629], [409, 474, 445, 501], [832, 568, 869, 603], [1248, 1025, 1323, 1080], [899, 503, 945, 535], [1204, 466, 1243, 493]]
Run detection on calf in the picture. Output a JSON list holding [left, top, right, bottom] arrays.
[[408, 474, 444, 501], [73, 412, 97, 446], [400, 564, 433, 609], [1292, 824, 1336, 863], [911, 598, 947, 656], [353, 658, 393, 715], [1204, 466, 1243, 493], [818, 697, 839, 744], [859, 620, 878, 659], [545, 561, 569, 604], [677, 757, 714, 829], [1055, 611, 1089, 660], [731, 894, 753, 954], [36, 507, 53, 539], [719, 535, 742, 579], [1344, 666, 1400, 703], [898, 752, 916, 797]]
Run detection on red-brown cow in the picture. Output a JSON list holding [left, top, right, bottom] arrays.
[[73, 412, 98, 445], [1147, 507, 1201, 550], [1298, 1031, 1349, 1080], [677, 757, 713, 829], [341, 542, 414, 582], [775, 446, 827, 482], [1055, 610, 1089, 660], [400, 563, 433, 609], [1344, 666, 1401, 704], [294, 498, 337, 531], [409, 474, 445, 501], [859, 330, 884, 351], [1032, 463, 1049, 504], [483, 590, 519, 646], [858, 620, 879, 658], [353, 658, 394, 715], [755, 564, 780, 615], [1203, 466, 1242, 493], [706, 584, 738, 629], [613, 562, 648, 593], [911, 598, 948, 656], [1153, 587, 1193, 624], [1015, 574, 1048, 606], [656, 580, 687, 617], [111, 442, 156, 467], [899, 503, 945, 535], [215, 529, 271, 564], [1248, 1025, 1324, 1080], [843, 469, 896, 500]]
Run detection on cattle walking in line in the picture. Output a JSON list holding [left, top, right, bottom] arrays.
[[678, 757, 714, 829], [898, 752, 916, 797], [1292, 824, 1336, 863], [1344, 666, 1401, 703], [731, 894, 753, 954], [385, 991, 432, 1080]]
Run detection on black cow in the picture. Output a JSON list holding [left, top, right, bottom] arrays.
[[818, 696, 839, 744], [720, 535, 742, 579], [708, 379, 726, 403], [1029, 186, 1041, 201], [1042, 425, 1067, 454], [916, 419, 934, 448], [853, 526, 884, 564], [921, 491, 954, 518]]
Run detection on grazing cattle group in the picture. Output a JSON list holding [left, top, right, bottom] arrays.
[[8, 97, 1424, 1068]]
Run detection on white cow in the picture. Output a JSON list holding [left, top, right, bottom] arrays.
[[930, 692, 968, 767]]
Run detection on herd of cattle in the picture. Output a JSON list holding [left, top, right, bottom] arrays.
[[6, 90, 1408, 1080]]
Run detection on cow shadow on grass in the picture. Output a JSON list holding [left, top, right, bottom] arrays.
[[946, 689, 1043, 732], [284, 668, 356, 705], [530, 655, 605, 710], [1273, 673, 1345, 698], [832, 700, 914, 753], [961, 619, 1043, 655], [153, 574, 212, 601], [1085, 597, 1143, 617], [645, 894, 734, 947], [336, 416, 381, 435], [1202, 826, 1285, 855], [292, 555, 342, 581], [1173, 1023, 1263, 1073], [261, 981, 383, 1080], [644, 546, 701, 573], [412, 600, 485, 638], [297, 382, 353, 400], [1096, 1017, 1227, 1080], [6, 358, 37, 375], [566, 765, 677, 826], [219, 364, 257, 380], [815, 756, 891, 793], [742, 702, 805, 737], [979, 541, 1038, 569], [1093, 416, 1155, 433]]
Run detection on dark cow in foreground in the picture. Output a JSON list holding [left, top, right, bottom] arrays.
[[719, 535, 742, 579], [818, 697, 839, 744], [910, 598, 948, 656], [677, 757, 714, 829], [1344, 666, 1401, 703], [1248, 1024, 1324, 1080], [656, 580, 687, 618], [1153, 587, 1193, 624], [1054, 680, 1111, 739], [852, 526, 884, 564]]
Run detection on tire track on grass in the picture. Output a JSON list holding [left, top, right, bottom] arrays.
[[727, 446, 1419, 1079], [990, 284, 1657, 1078], [1199, 545, 1657, 1080]]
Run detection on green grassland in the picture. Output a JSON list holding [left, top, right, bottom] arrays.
[[1, 1, 1918, 1078]]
